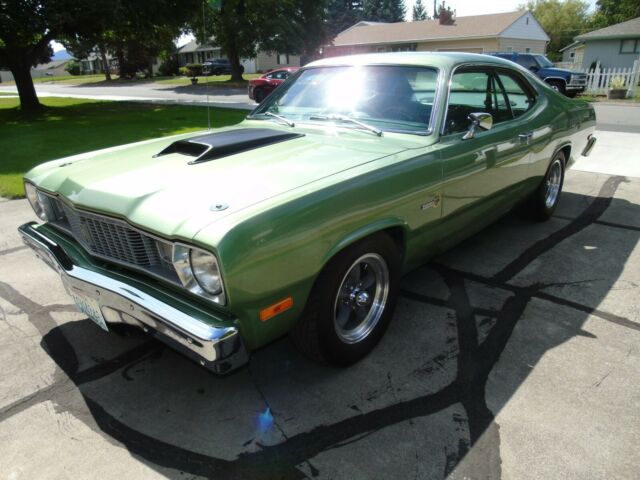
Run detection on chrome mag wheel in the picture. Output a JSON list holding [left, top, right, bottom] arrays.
[[333, 253, 389, 344], [545, 159, 563, 209]]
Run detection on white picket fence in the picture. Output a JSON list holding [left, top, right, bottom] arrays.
[[585, 60, 640, 97]]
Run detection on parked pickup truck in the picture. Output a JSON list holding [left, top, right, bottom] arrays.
[[487, 52, 587, 97]]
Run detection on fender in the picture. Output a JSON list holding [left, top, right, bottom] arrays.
[[323, 217, 409, 267]]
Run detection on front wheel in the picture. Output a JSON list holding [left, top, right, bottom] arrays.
[[254, 88, 266, 103], [290, 233, 401, 366], [547, 79, 566, 96], [521, 150, 565, 221]]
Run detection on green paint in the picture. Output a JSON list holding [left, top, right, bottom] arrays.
[[23, 53, 596, 351]]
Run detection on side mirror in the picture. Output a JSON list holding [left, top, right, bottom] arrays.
[[462, 112, 493, 140]]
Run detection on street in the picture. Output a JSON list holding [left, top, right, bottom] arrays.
[[0, 81, 256, 109], [1, 117, 639, 478]]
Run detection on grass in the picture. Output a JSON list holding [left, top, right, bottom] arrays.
[[154, 73, 261, 88], [0, 74, 111, 86], [0, 97, 247, 198]]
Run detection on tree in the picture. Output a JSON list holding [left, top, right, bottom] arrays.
[[261, 0, 329, 63], [590, 0, 640, 29], [0, 0, 89, 112], [412, 0, 428, 21], [520, 0, 590, 61], [327, 0, 364, 39], [363, 0, 406, 22]]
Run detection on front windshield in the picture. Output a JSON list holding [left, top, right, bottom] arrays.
[[534, 55, 554, 68], [252, 65, 439, 134]]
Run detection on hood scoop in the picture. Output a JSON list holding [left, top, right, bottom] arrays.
[[154, 128, 304, 164]]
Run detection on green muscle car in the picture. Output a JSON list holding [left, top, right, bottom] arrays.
[[19, 53, 597, 374]]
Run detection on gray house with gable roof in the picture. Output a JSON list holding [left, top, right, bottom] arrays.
[[560, 17, 640, 70]]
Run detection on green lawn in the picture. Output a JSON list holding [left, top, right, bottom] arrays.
[[1, 74, 111, 86], [0, 97, 247, 198], [154, 74, 261, 88]]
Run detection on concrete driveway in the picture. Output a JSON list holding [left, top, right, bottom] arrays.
[[1, 144, 639, 478]]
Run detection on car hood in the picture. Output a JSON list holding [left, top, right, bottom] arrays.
[[27, 122, 426, 240], [542, 67, 585, 76]]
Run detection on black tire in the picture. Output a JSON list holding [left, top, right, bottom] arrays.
[[290, 233, 401, 366], [214, 69, 222, 76], [254, 88, 266, 103], [547, 79, 566, 96], [566, 90, 578, 98], [521, 150, 566, 221]]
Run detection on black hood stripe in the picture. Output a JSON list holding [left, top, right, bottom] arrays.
[[154, 128, 304, 164]]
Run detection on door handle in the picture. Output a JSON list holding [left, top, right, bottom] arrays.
[[518, 131, 533, 144]]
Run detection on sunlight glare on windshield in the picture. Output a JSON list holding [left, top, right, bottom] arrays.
[[325, 67, 366, 112]]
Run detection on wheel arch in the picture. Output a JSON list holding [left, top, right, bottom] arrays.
[[322, 219, 409, 273]]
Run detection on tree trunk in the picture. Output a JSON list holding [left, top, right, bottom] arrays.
[[98, 44, 112, 81], [10, 59, 41, 113]]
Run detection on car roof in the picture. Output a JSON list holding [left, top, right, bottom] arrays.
[[306, 52, 518, 70]]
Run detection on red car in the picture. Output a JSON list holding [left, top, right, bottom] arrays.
[[248, 67, 299, 103]]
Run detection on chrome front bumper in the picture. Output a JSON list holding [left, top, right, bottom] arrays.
[[19, 222, 248, 374]]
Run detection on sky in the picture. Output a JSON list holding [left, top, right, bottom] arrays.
[[404, 0, 597, 18], [50, 0, 600, 52]]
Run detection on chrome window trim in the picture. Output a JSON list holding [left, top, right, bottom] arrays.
[[250, 64, 444, 137], [440, 62, 540, 137]]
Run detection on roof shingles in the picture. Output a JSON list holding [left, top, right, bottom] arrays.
[[331, 11, 525, 46]]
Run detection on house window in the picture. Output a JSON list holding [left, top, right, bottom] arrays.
[[526, 17, 529, 25], [620, 39, 639, 54], [277, 53, 289, 65], [377, 47, 387, 52], [569, 51, 575, 59], [506, 46, 513, 52], [391, 44, 417, 52], [525, 47, 531, 53]]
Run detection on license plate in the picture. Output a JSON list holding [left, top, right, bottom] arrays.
[[71, 292, 108, 331]]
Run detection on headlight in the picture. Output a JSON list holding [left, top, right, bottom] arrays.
[[172, 244, 225, 303], [25, 183, 49, 221], [190, 249, 223, 295]]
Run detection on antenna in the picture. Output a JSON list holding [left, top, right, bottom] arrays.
[[202, 0, 211, 130]]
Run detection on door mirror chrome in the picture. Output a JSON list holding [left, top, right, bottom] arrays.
[[462, 112, 493, 140]]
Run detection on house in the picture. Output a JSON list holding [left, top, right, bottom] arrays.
[[176, 40, 300, 74], [78, 52, 117, 75], [323, 11, 550, 57], [31, 59, 71, 78], [561, 17, 640, 70], [559, 41, 585, 66]]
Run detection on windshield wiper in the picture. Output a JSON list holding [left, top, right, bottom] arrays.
[[249, 111, 295, 127], [308, 114, 383, 137]]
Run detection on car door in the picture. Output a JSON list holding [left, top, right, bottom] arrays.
[[438, 66, 534, 247]]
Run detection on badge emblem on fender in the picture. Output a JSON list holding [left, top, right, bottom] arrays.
[[421, 193, 441, 211]]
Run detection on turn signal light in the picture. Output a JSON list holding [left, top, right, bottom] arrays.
[[259, 297, 293, 322]]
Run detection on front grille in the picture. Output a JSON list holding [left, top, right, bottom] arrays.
[[50, 198, 164, 268]]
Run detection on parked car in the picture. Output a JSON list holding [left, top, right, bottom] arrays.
[[486, 52, 587, 97], [248, 67, 300, 103], [20, 53, 596, 374], [202, 58, 244, 76]]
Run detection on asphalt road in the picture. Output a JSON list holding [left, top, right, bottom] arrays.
[[2, 82, 639, 131], [1, 134, 639, 478], [0, 81, 256, 110]]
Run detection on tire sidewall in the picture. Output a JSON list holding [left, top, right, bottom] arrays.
[[538, 151, 566, 217], [312, 234, 401, 366]]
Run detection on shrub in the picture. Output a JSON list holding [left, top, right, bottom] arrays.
[[610, 77, 626, 90], [158, 56, 179, 76], [65, 60, 81, 76], [184, 63, 203, 77]]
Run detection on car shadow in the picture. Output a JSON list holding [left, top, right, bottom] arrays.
[[5, 175, 639, 479]]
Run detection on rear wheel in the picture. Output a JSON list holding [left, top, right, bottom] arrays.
[[290, 233, 401, 366], [521, 150, 566, 221]]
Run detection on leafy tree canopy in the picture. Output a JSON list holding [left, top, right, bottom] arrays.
[[520, 0, 590, 60], [412, 0, 428, 21], [363, 0, 406, 23], [589, 0, 640, 29]]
